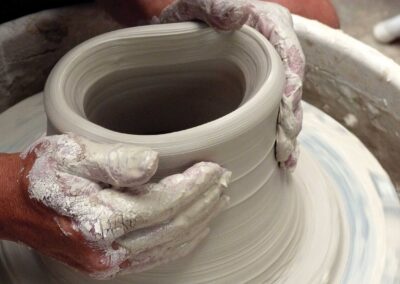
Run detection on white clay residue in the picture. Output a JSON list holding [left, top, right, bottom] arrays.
[[24, 134, 230, 278]]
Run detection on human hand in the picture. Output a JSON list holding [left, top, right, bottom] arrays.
[[16, 134, 230, 279], [98, 0, 339, 170], [159, 0, 305, 169]]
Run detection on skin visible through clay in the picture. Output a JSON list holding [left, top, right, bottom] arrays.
[[23, 134, 230, 278]]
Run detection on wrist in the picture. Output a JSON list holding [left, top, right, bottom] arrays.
[[0, 153, 24, 240]]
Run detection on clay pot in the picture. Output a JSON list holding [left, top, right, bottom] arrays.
[[43, 23, 329, 284], [44, 22, 285, 206]]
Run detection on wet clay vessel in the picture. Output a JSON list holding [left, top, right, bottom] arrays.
[[0, 22, 398, 284]]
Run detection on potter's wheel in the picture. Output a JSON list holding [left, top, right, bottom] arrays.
[[0, 94, 399, 283]]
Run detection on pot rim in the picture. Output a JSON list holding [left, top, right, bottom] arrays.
[[44, 22, 284, 155]]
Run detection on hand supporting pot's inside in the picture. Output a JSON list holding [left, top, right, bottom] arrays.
[[0, 134, 230, 279]]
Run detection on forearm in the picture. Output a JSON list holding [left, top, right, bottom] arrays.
[[268, 0, 340, 28], [98, 0, 339, 28], [0, 153, 24, 240]]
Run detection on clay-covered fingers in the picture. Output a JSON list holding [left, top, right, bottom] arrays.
[[248, 2, 305, 169], [117, 187, 229, 254], [48, 134, 159, 187], [95, 162, 231, 233], [24, 134, 232, 277], [125, 226, 210, 273], [159, 0, 252, 30]]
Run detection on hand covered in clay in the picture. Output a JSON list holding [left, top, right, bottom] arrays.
[[158, 0, 305, 170], [18, 134, 230, 279]]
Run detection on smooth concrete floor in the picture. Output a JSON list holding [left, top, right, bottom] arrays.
[[332, 0, 400, 63]]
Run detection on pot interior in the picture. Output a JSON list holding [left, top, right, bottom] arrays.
[[84, 59, 246, 135]]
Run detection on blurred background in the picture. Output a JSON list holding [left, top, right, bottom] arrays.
[[332, 0, 400, 63]]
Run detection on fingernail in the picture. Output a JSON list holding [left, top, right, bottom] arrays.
[[220, 170, 232, 188], [139, 150, 159, 174]]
